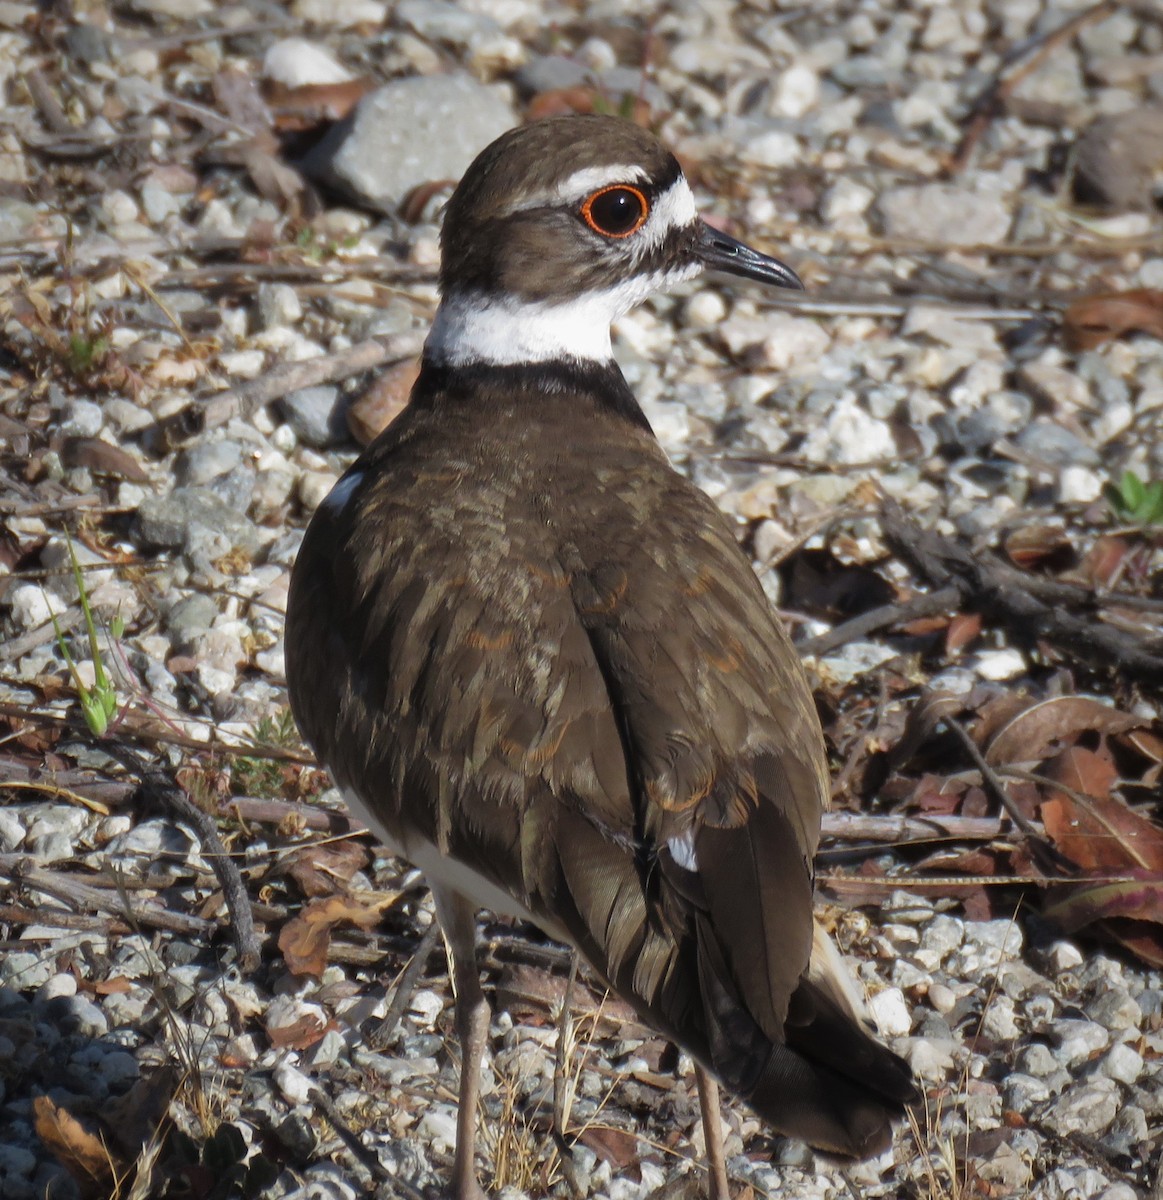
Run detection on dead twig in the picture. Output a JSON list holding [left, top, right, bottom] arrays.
[[801, 586, 962, 657], [948, 0, 1120, 173], [369, 920, 442, 1051], [0, 854, 214, 937], [148, 329, 426, 451], [99, 739, 263, 971], [881, 500, 1163, 683]]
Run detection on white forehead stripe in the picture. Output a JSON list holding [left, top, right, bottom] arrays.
[[506, 163, 654, 214], [426, 264, 702, 368], [640, 177, 698, 251]]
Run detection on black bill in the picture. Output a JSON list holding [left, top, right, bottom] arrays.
[[696, 221, 803, 290]]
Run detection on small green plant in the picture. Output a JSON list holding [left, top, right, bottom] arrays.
[[231, 708, 300, 797], [1104, 469, 1163, 526], [49, 534, 122, 736], [66, 329, 110, 375]]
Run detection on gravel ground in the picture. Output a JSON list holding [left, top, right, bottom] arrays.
[[1, 1, 1161, 1198]]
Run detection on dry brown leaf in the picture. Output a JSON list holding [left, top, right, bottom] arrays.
[[1063, 288, 1163, 350], [985, 696, 1143, 767], [577, 1124, 639, 1170], [945, 611, 982, 654], [278, 890, 399, 976], [33, 1096, 118, 1198], [1002, 525, 1075, 572], [102, 1067, 177, 1156], [1041, 746, 1163, 873], [1082, 535, 1130, 587], [284, 838, 371, 897], [266, 1010, 331, 1050], [525, 87, 651, 124]]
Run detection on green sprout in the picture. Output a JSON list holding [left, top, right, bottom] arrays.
[[1104, 469, 1163, 527], [49, 533, 121, 736]]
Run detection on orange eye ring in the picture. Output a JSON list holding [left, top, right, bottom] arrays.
[[580, 184, 650, 239]]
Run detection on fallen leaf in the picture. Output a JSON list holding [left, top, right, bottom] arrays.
[[577, 1125, 639, 1171], [278, 890, 399, 976], [266, 1010, 330, 1050], [101, 1066, 177, 1156], [34, 1095, 118, 1198], [945, 611, 982, 654], [1063, 289, 1163, 350], [1082, 535, 1129, 587], [526, 87, 651, 125], [284, 838, 371, 897], [1002, 525, 1075, 572], [1041, 747, 1163, 873], [985, 696, 1143, 767]]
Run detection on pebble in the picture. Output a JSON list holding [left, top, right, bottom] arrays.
[[876, 183, 1013, 246], [303, 74, 515, 212], [281, 386, 349, 448], [263, 38, 354, 87]]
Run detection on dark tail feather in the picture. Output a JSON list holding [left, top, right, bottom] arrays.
[[696, 914, 918, 1158]]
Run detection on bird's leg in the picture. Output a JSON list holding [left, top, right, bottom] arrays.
[[431, 886, 491, 1200], [694, 1064, 731, 1200]]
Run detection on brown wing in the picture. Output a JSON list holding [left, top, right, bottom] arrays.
[[286, 397, 913, 1156]]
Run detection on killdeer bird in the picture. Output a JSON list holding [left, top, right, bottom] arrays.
[[286, 114, 916, 1199]]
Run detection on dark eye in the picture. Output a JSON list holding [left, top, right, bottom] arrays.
[[581, 185, 650, 238]]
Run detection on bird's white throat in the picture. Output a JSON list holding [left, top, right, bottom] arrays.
[[425, 264, 700, 368]]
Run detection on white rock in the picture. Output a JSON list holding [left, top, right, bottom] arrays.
[[1058, 465, 1103, 505], [685, 290, 727, 330], [1057, 1018, 1110, 1064], [801, 395, 896, 464], [973, 648, 1027, 681], [1048, 940, 1084, 972], [820, 177, 874, 222], [1100, 1041, 1143, 1085], [1053, 1078, 1120, 1136], [868, 987, 912, 1037], [291, 0, 386, 23], [274, 1060, 314, 1106], [417, 1108, 458, 1151], [771, 64, 818, 117], [739, 129, 800, 169], [219, 349, 267, 378], [263, 38, 354, 87], [8, 582, 66, 629]]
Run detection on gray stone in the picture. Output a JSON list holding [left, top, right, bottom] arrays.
[[514, 55, 589, 96], [1099, 1041, 1143, 1085], [1074, 105, 1163, 211], [60, 399, 104, 438], [1088, 988, 1143, 1031], [256, 282, 303, 329], [1015, 418, 1100, 468], [876, 182, 1012, 246], [1053, 1078, 1120, 1136], [63, 23, 110, 64], [396, 0, 500, 45], [1055, 1018, 1110, 1064], [175, 440, 243, 486], [0, 808, 25, 851], [304, 74, 515, 212], [135, 486, 263, 557], [165, 593, 220, 644], [281, 386, 349, 448]]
